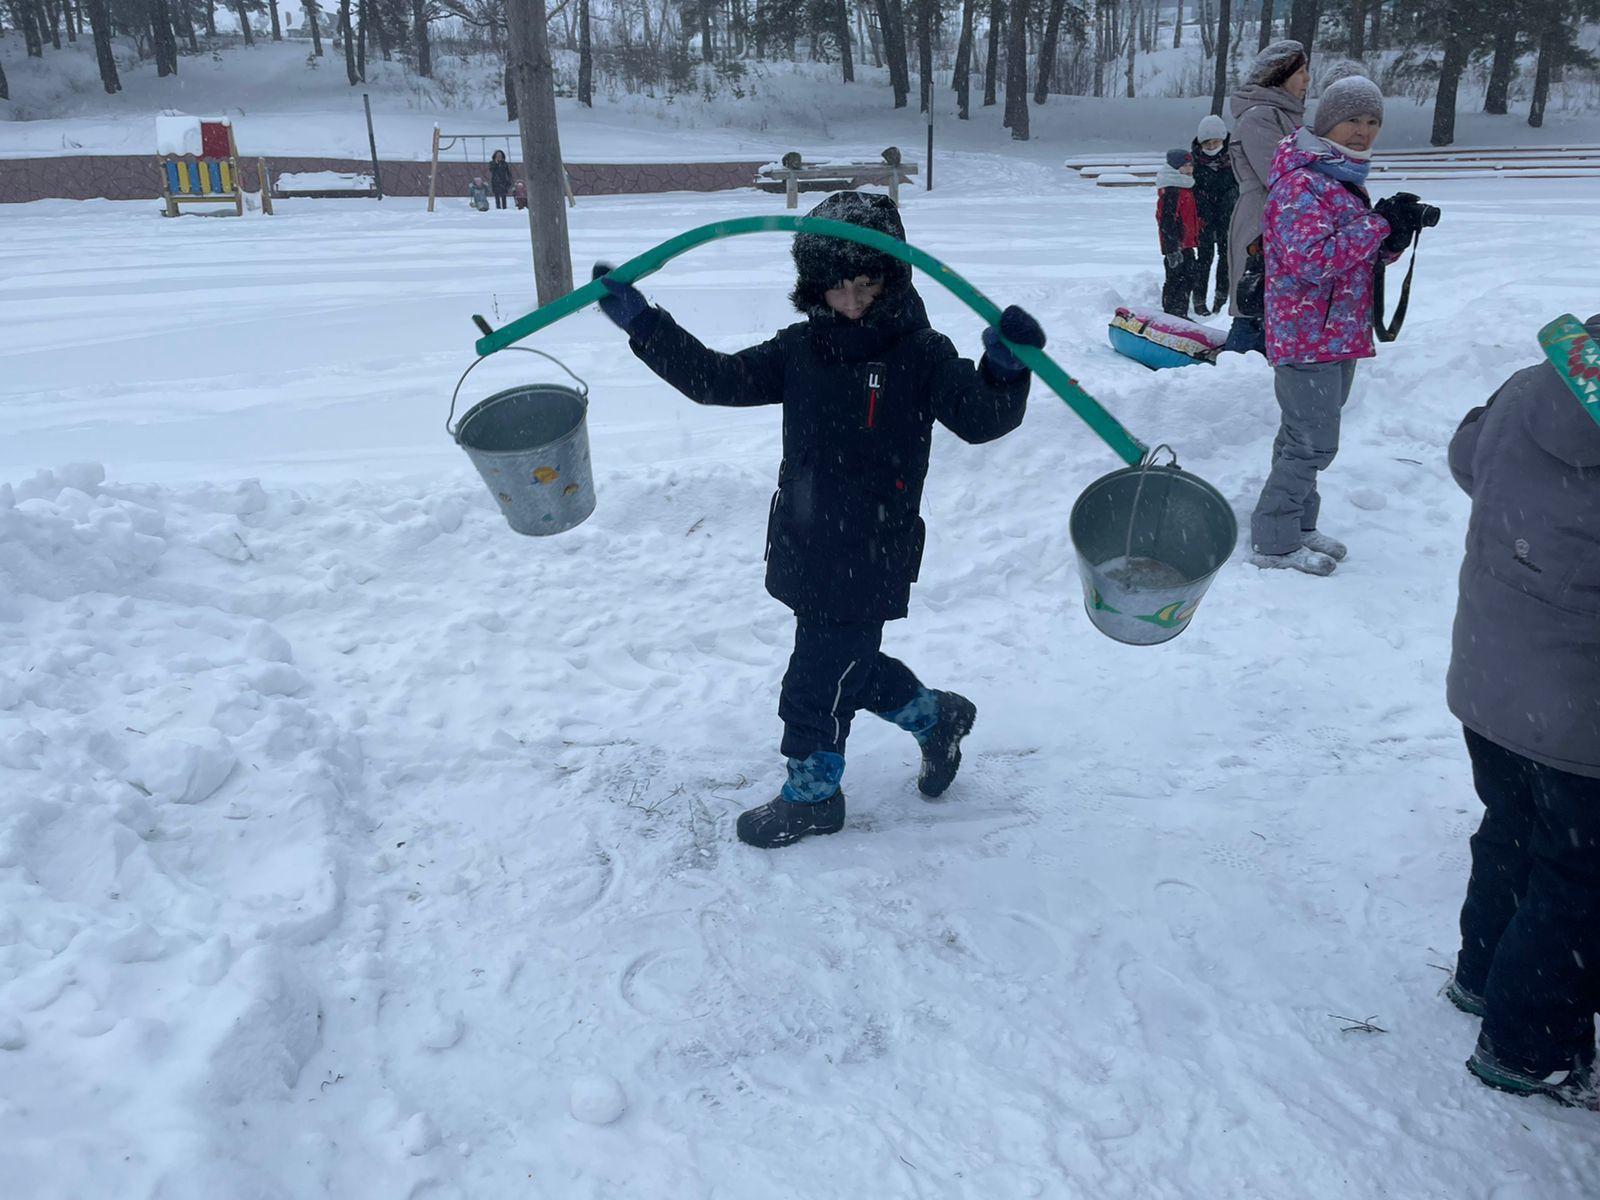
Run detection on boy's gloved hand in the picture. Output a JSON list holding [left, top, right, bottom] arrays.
[[981, 305, 1047, 382], [591, 262, 653, 337], [1164, 250, 1182, 268]]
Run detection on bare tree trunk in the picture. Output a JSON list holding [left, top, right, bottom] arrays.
[[86, 0, 119, 89], [64, 0, 78, 42], [1257, 0, 1271, 49], [206, 0, 216, 37], [1174, 0, 1182, 46], [983, 0, 1000, 105], [0, 57, 7, 100], [45, 0, 62, 49], [700, 1, 712, 62], [953, 0, 974, 114], [1212, 0, 1231, 112], [1125, 0, 1137, 96], [1368, 0, 1380, 51], [1288, 0, 1317, 58], [577, 0, 592, 103], [1431, 19, 1470, 145], [340, 0, 358, 82], [1003, 0, 1028, 136], [504, 0, 575, 303], [875, 0, 910, 107], [1484, 20, 1516, 114], [1347, 0, 1364, 59], [837, 0, 853, 80], [269, 0, 282, 39], [917, 0, 932, 111], [236, 0, 254, 44], [1034, 0, 1065, 102], [412, 0, 428, 73], [357, 0, 368, 78], [307, 0, 323, 54], [1528, 10, 1559, 128], [150, 0, 178, 74]]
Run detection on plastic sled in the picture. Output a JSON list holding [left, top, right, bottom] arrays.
[[1108, 307, 1226, 370]]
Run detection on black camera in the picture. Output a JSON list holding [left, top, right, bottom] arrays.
[[1386, 191, 1442, 229]]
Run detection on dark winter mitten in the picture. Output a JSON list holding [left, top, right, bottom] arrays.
[[1164, 250, 1182, 269], [591, 263, 655, 338], [981, 305, 1047, 382], [1374, 195, 1421, 255]]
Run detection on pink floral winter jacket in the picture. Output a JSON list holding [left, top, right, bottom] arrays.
[[1261, 132, 1394, 367]]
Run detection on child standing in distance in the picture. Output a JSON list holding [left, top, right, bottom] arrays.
[[592, 191, 1046, 849], [1190, 115, 1238, 317], [489, 149, 513, 210], [1155, 149, 1200, 319]]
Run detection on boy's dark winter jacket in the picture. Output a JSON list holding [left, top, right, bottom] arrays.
[[627, 285, 1029, 621], [1190, 137, 1239, 227]]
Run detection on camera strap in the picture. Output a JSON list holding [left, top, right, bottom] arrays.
[[1373, 232, 1420, 343]]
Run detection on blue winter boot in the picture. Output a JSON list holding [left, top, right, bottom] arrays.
[[881, 687, 978, 798], [736, 752, 846, 849]]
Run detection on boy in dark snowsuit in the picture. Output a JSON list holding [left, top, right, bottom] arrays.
[[1155, 149, 1200, 319], [1190, 115, 1238, 317], [593, 191, 1045, 848], [489, 150, 513, 210]]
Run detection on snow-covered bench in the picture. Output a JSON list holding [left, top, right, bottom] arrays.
[[756, 150, 918, 208], [273, 171, 378, 199]]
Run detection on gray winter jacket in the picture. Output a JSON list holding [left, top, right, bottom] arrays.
[[1447, 314, 1600, 779], [1226, 84, 1305, 317]]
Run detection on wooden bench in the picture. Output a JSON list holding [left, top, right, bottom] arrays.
[[756, 152, 918, 208]]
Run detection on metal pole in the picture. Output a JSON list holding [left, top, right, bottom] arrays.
[[363, 93, 384, 199], [926, 110, 934, 192]]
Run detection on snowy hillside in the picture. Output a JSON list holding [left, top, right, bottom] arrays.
[[5, 36, 1600, 163], [4, 132, 1600, 1195]]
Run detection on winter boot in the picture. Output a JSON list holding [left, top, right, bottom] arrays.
[[1248, 546, 1338, 576], [1192, 296, 1213, 317], [735, 752, 846, 849], [1445, 977, 1488, 1018], [917, 691, 978, 798], [1300, 529, 1349, 561], [1213, 289, 1228, 315], [1467, 1037, 1600, 1110]]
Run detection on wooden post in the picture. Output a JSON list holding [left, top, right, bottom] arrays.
[[887, 166, 899, 206], [427, 124, 440, 213], [259, 158, 274, 214], [785, 170, 798, 209], [228, 125, 244, 216]]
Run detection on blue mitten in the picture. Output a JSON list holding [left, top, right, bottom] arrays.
[[591, 262, 653, 337], [981, 305, 1047, 381]]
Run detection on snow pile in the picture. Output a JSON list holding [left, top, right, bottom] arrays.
[[154, 113, 205, 157]]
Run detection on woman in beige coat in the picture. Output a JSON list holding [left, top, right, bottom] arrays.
[[1223, 40, 1310, 353]]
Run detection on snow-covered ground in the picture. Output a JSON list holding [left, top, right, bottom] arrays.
[[5, 144, 1600, 1196]]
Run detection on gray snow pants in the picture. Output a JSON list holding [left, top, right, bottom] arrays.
[[1250, 359, 1358, 555]]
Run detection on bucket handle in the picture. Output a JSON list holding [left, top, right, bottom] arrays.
[[446, 347, 590, 440], [1123, 444, 1178, 563]]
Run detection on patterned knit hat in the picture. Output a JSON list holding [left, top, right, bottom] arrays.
[[790, 191, 910, 312], [1313, 76, 1385, 136], [1248, 39, 1307, 88], [1318, 59, 1371, 93]]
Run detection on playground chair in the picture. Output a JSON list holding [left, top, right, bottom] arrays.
[[158, 117, 270, 217]]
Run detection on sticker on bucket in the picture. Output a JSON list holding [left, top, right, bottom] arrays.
[[447, 348, 595, 538], [1069, 455, 1237, 646]]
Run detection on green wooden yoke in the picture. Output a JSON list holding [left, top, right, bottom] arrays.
[[472, 215, 1149, 467]]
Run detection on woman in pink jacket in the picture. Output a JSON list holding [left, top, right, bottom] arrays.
[[1247, 77, 1420, 575]]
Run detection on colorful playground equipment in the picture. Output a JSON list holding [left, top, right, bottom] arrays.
[[156, 115, 271, 217]]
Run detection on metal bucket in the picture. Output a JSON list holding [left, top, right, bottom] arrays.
[[448, 348, 594, 536], [1068, 452, 1237, 646]]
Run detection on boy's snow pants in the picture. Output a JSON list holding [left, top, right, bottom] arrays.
[[1160, 251, 1196, 318], [1194, 224, 1229, 307], [1456, 728, 1600, 1073], [1250, 359, 1357, 555], [779, 617, 922, 760]]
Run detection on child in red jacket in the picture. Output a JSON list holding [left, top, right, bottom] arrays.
[[1155, 149, 1200, 318]]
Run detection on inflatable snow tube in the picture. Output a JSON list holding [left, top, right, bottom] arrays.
[[1108, 307, 1225, 371]]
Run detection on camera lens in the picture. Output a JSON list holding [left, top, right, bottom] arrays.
[[1419, 204, 1441, 228]]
